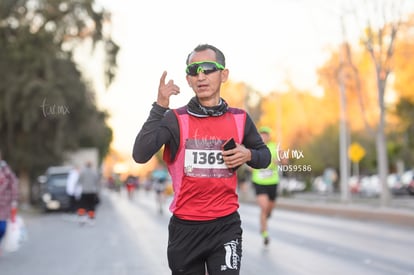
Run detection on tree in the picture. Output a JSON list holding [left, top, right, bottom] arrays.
[[0, 0, 118, 86], [221, 80, 262, 122], [0, 0, 119, 204], [391, 17, 414, 167], [317, 0, 412, 206], [258, 86, 328, 149], [393, 98, 414, 166], [355, 0, 408, 206]]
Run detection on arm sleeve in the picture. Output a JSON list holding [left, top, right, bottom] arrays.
[[242, 114, 271, 169], [132, 102, 179, 163], [5, 166, 19, 202]]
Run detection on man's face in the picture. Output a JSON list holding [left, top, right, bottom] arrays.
[[186, 49, 228, 105], [260, 132, 270, 143]]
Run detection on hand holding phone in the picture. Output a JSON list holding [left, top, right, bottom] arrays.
[[222, 138, 236, 151], [222, 138, 239, 171]]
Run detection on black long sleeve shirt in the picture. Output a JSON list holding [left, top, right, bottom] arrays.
[[132, 98, 270, 169]]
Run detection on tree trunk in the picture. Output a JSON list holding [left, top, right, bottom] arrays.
[[377, 79, 390, 207], [377, 128, 390, 206], [18, 169, 31, 208]]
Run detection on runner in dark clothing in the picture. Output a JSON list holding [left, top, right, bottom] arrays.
[[132, 44, 270, 275]]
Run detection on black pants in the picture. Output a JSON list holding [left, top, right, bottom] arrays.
[[68, 195, 77, 212], [167, 212, 242, 275]]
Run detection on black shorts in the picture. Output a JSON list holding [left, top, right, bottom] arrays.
[[78, 193, 98, 211], [167, 212, 242, 275], [252, 183, 279, 201]]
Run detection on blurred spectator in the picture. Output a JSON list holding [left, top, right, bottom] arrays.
[[66, 166, 80, 213], [236, 164, 251, 201], [151, 164, 169, 214], [0, 150, 19, 251], [125, 175, 139, 200], [113, 174, 123, 193], [323, 167, 338, 194], [76, 162, 100, 226], [106, 175, 115, 190]]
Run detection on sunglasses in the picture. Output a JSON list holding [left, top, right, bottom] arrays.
[[186, 61, 225, 76]]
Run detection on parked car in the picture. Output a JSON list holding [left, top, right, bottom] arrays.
[[407, 179, 414, 196], [312, 176, 327, 194], [280, 177, 306, 193], [387, 173, 408, 195], [38, 166, 72, 212], [359, 175, 381, 197], [403, 170, 414, 196], [348, 176, 361, 194]]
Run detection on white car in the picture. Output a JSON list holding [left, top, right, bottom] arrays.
[[359, 175, 381, 197], [280, 177, 306, 193]]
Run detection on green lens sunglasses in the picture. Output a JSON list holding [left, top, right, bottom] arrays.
[[186, 61, 225, 76]]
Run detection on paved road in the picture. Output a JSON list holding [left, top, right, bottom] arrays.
[[239, 184, 414, 227], [1, 188, 413, 275]]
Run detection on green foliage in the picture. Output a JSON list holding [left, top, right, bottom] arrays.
[[0, 0, 117, 180], [392, 97, 414, 167], [351, 132, 377, 175], [290, 124, 380, 179], [291, 124, 340, 177]]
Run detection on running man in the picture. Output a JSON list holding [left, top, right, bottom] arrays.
[[251, 126, 280, 246]]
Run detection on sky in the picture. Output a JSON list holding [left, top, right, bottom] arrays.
[[77, 0, 412, 157]]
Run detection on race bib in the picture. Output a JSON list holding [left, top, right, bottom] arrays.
[[184, 139, 234, 178], [258, 169, 274, 179]]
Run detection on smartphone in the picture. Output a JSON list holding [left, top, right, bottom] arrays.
[[222, 138, 236, 151], [222, 138, 239, 171]]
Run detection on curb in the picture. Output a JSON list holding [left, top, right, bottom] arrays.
[[277, 199, 414, 228]]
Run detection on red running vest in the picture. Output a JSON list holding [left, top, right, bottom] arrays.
[[163, 106, 246, 220]]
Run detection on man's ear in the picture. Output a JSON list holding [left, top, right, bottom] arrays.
[[221, 68, 229, 83], [186, 75, 192, 87]]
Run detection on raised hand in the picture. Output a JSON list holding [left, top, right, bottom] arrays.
[[157, 71, 180, 108]]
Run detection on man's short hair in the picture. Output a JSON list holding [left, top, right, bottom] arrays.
[[186, 44, 226, 67]]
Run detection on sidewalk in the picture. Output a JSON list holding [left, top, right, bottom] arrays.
[[239, 186, 414, 227]]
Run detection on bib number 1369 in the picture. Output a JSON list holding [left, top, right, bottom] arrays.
[[185, 149, 226, 169], [193, 150, 224, 165]]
